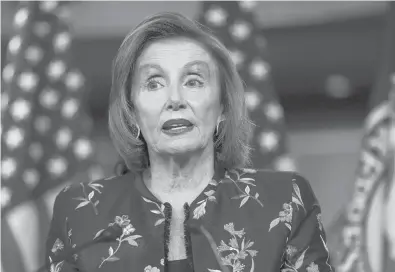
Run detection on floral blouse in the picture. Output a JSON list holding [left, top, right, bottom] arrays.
[[45, 167, 333, 272]]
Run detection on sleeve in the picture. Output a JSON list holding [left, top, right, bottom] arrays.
[[281, 173, 334, 272], [45, 186, 80, 272]]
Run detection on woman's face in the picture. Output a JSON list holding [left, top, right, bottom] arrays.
[[132, 37, 223, 156]]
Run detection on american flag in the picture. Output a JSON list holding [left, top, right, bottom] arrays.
[[198, 1, 295, 171], [328, 3, 395, 271], [1, 2, 101, 271]]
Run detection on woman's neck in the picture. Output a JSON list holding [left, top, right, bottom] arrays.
[[143, 147, 215, 203]]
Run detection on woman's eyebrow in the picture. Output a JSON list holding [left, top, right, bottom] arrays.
[[137, 63, 164, 76], [183, 60, 210, 71], [136, 61, 212, 78], [183, 61, 214, 79]]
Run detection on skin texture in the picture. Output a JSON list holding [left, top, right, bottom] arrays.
[[131, 37, 224, 261], [132, 37, 223, 201]]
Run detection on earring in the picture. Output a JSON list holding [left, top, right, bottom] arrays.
[[215, 120, 224, 136], [131, 124, 140, 139]]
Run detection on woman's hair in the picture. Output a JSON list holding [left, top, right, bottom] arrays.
[[108, 12, 253, 173]]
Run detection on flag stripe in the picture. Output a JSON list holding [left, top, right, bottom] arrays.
[[1, 219, 26, 272], [6, 202, 41, 272], [37, 197, 52, 270]]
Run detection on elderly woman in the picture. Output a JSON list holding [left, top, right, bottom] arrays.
[[46, 12, 332, 272]]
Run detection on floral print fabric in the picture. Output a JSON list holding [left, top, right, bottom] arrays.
[[45, 169, 333, 272]]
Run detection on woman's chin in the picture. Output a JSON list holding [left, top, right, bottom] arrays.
[[159, 141, 204, 155], [153, 133, 211, 155], [164, 145, 199, 155]]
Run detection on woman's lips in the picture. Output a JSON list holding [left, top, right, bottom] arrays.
[[162, 125, 194, 135], [162, 118, 194, 135], [162, 118, 193, 130]]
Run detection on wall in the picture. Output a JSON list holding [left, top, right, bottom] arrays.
[[289, 128, 362, 227], [1, 1, 387, 37]]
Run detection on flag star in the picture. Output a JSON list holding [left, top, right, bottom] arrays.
[[29, 143, 44, 161], [61, 99, 79, 118], [1, 93, 9, 112], [249, 59, 270, 80], [39, 1, 59, 12], [65, 71, 84, 90], [14, 8, 29, 27], [47, 60, 66, 80], [258, 131, 279, 151], [1, 157, 17, 179], [47, 157, 67, 176], [54, 32, 71, 52], [239, 0, 257, 11], [23, 169, 40, 189], [205, 7, 227, 26], [264, 103, 284, 122], [74, 138, 93, 159], [230, 21, 251, 41], [25, 46, 44, 65], [55, 128, 72, 149], [18, 72, 39, 92], [34, 116, 51, 134], [245, 90, 261, 111], [229, 49, 245, 68], [1, 187, 12, 208], [274, 156, 296, 171], [10, 99, 31, 121], [40, 88, 59, 109], [34, 21, 51, 37], [5, 127, 25, 149], [8, 35, 22, 55], [2, 64, 15, 83]]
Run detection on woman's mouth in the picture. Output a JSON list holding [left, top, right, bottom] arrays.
[[162, 119, 194, 135]]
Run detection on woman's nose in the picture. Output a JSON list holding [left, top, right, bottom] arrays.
[[166, 85, 186, 111]]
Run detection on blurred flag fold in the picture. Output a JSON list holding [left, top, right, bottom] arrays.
[[198, 1, 295, 171], [1, 1, 102, 272], [328, 3, 395, 272]]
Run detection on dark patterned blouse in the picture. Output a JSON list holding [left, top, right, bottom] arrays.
[[45, 167, 334, 272]]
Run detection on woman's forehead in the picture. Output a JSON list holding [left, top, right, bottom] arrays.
[[136, 38, 217, 72]]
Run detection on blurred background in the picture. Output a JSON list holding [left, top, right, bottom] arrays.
[[1, 1, 394, 272]]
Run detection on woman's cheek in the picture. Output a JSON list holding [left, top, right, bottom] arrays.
[[137, 95, 168, 122]]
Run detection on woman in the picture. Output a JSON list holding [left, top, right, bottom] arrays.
[[46, 12, 333, 272]]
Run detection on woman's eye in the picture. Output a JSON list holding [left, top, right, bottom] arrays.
[[145, 78, 164, 90], [185, 79, 204, 88]]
